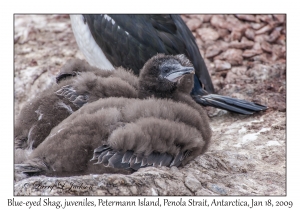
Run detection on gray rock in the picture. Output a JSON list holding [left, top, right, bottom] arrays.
[[184, 175, 202, 193]]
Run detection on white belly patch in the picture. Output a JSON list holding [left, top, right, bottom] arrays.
[[70, 15, 115, 71]]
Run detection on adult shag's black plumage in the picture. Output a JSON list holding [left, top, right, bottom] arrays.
[[70, 14, 267, 115]]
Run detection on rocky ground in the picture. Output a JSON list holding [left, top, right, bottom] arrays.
[[14, 14, 286, 195]]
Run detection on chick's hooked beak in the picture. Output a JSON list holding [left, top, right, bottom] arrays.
[[164, 64, 195, 82]]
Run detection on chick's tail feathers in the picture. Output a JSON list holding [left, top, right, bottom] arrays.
[[91, 145, 191, 171]]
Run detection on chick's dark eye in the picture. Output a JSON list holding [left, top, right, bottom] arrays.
[[163, 68, 171, 74]]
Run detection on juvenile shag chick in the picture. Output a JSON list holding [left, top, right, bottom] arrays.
[[70, 14, 267, 115], [15, 54, 211, 180], [15, 60, 138, 163]]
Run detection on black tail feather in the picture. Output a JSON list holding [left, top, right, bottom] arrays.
[[191, 75, 267, 115], [192, 94, 267, 115]]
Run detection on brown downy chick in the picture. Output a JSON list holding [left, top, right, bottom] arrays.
[[15, 98, 210, 180], [15, 54, 211, 180], [90, 54, 211, 159], [15, 61, 138, 164], [138, 54, 211, 141], [15, 78, 77, 164]]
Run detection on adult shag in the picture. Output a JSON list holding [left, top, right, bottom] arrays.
[[70, 14, 267, 115]]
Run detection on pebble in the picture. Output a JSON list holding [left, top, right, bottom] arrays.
[[184, 175, 202, 193], [206, 183, 228, 195], [196, 28, 219, 41], [235, 14, 256, 22], [205, 45, 222, 58], [186, 18, 202, 31], [214, 49, 243, 66], [244, 28, 256, 40], [214, 60, 231, 71], [261, 41, 273, 53]]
